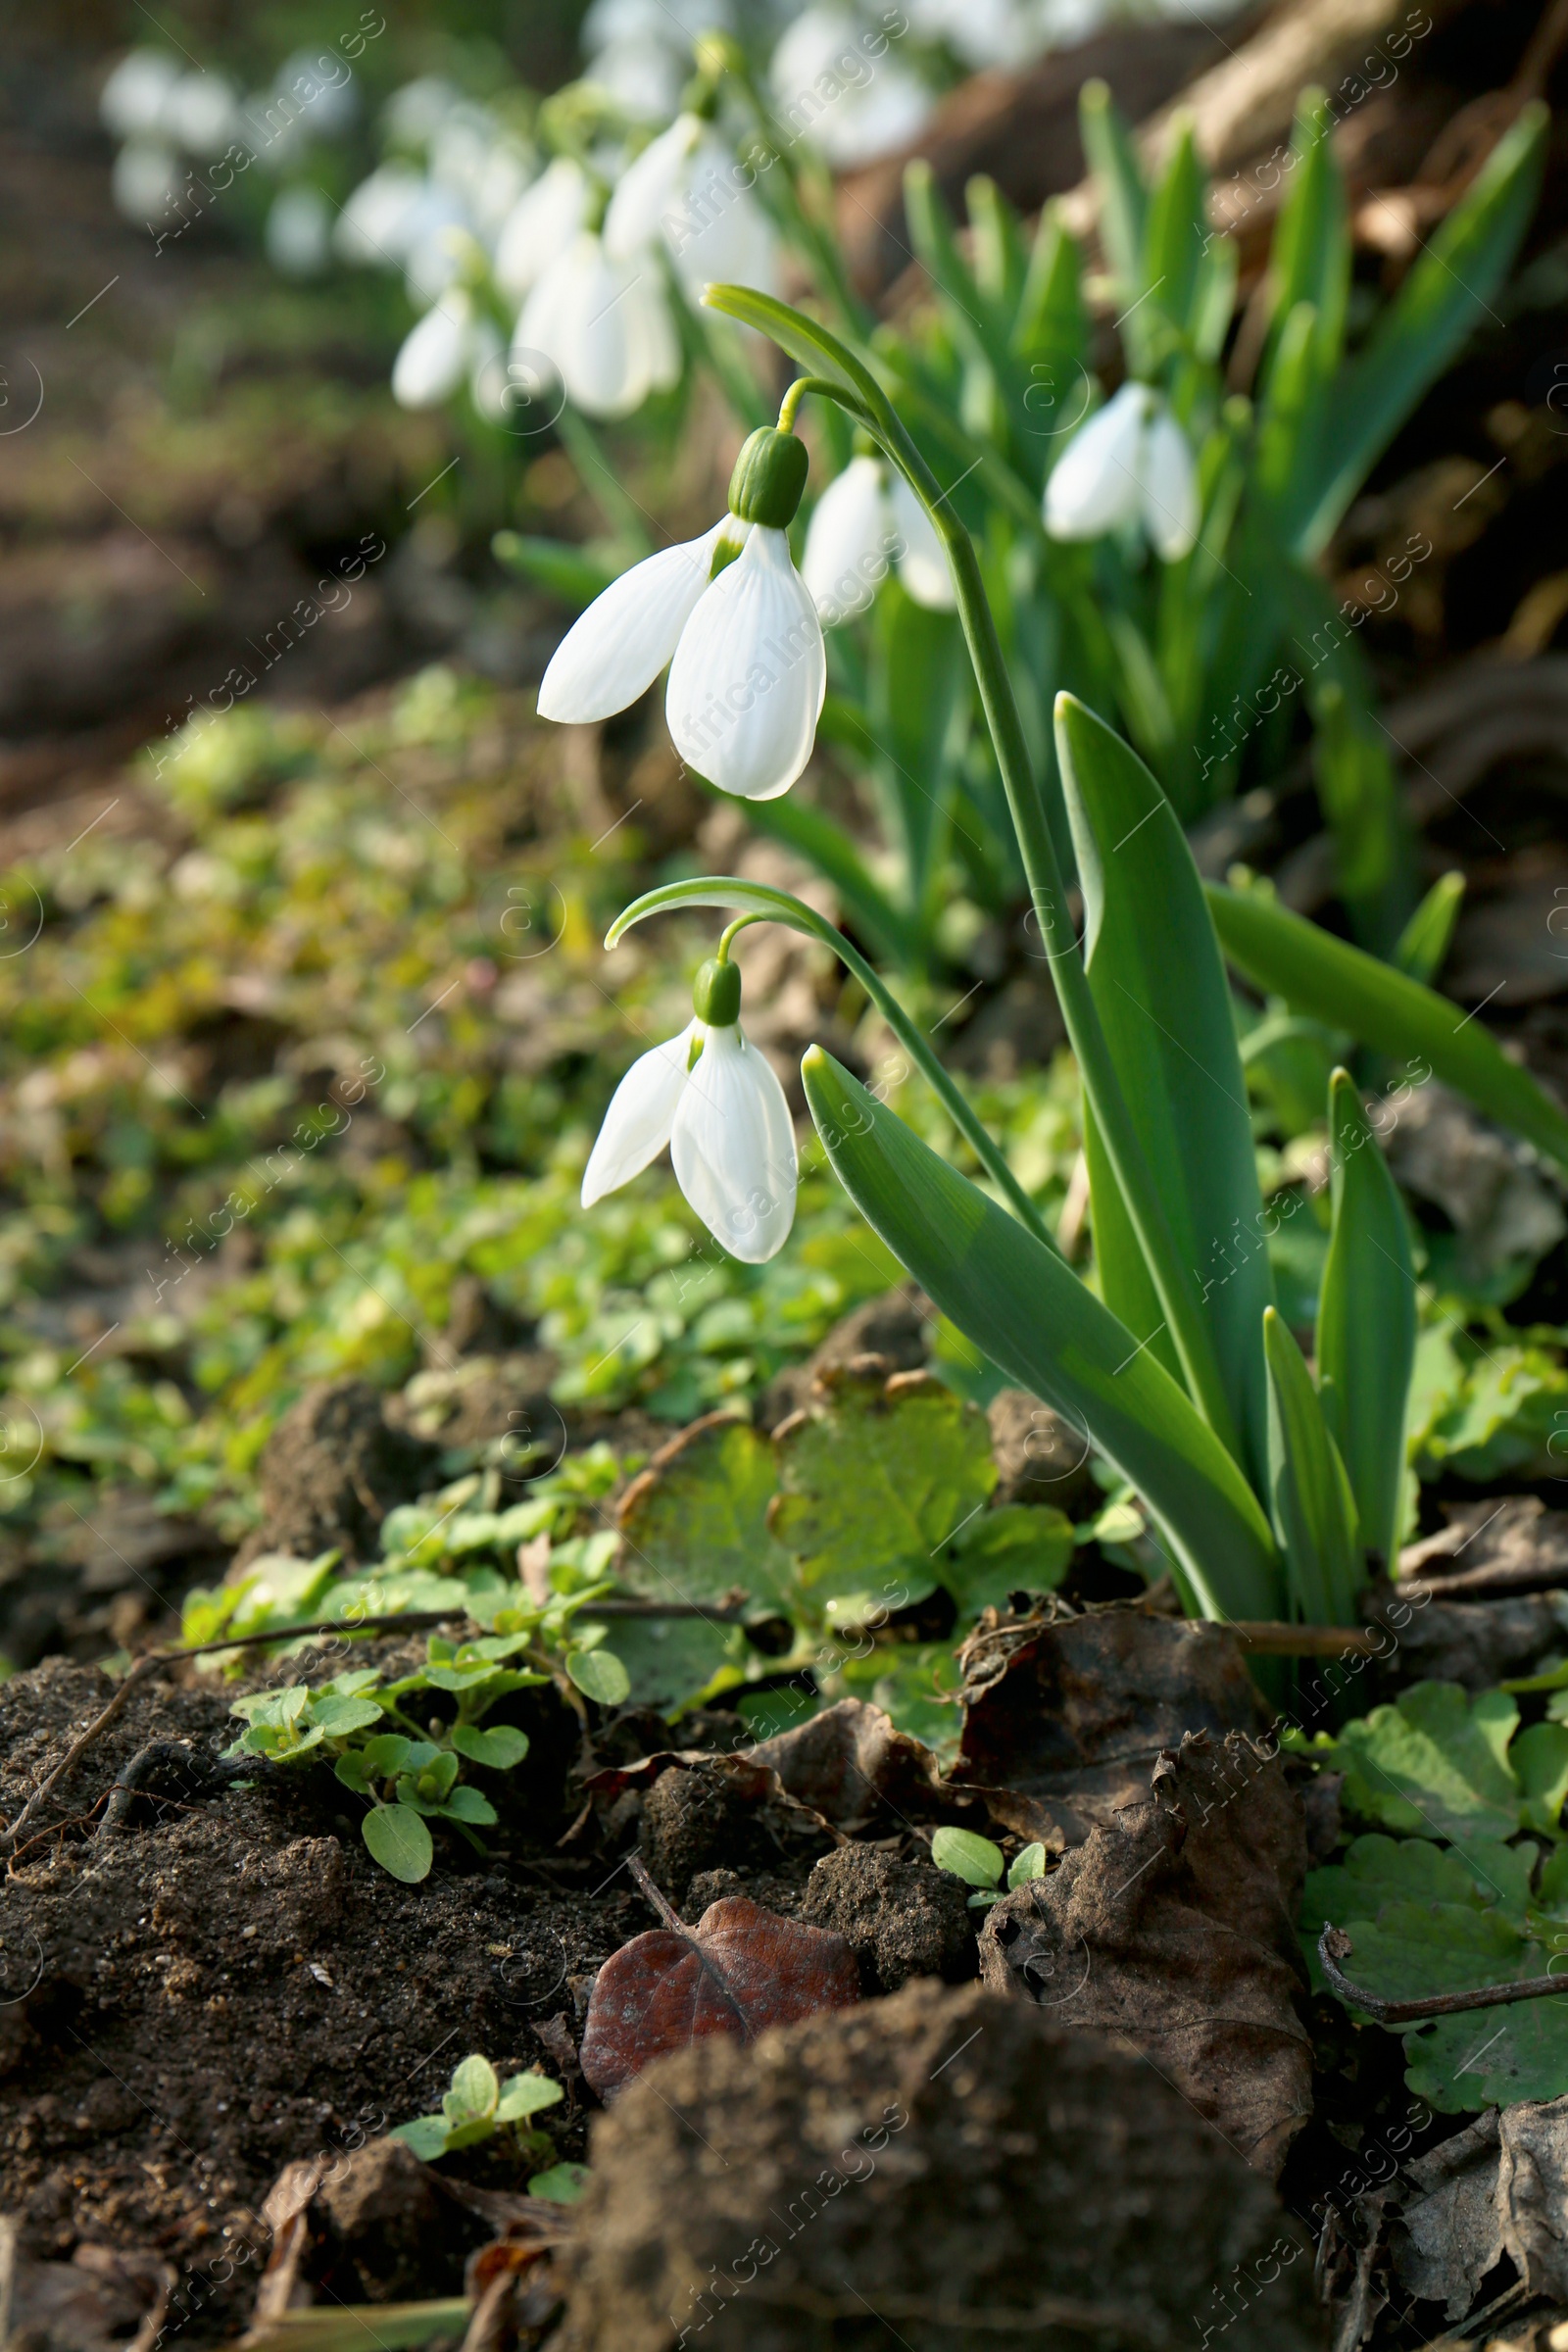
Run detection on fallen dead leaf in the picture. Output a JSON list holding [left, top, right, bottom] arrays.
[[978, 1728, 1312, 2179], [579, 1886, 859, 2101]]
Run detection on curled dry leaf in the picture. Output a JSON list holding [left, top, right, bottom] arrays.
[[953, 1600, 1272, 1847], [978, 1728, 1312, 2179], [579, 1892, 859, 2101]]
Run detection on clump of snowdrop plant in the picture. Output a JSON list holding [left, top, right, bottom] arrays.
[[538, 420, 825, 800], [582, 944, 797, 1262]]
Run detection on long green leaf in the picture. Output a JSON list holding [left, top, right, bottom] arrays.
[[803, 1046, 1282, 1620], [1057, 697, 1270, 1482], [1263, 89, 1348, 376], [1079, 81, 1149, 355], [491, 532, 620, 612], [1316, 1067, 1416, 1573], [1298, 103, 1547, 554], [1395, 870, 1464, 984], [606, 876, 1054, 1247], [1206, 882, 1568, 1173], [1263, 1305, 1360, 1625], [1143, 114, 1205, 343]]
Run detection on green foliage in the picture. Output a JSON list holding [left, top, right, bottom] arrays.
[[1300, 1683, 1568, 1846], [931, 1825, 1047, 1908], [390, 2052, 564, 2161]]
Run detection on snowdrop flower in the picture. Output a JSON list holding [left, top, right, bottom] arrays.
[[770, 10, 932, 169], [334, 163, 427, 265], [516, 229, 679, 420], [275, 50, 358, 140], [1044, 382, 1200, 563], [803, 453, 955, 624], [100, 49, 181, 140], [604, 113, 776, 300], [391, 290, 491, 410], [111, 141, 184, 225], [494, 159, 591, 303], [266, 186, 331, 277], [583, 955, 796, 1263], [163, 71, 240, 156], [539, 425, 825, 802]]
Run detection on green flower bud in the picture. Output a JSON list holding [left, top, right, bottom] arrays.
[[727, 427, 809, 530], [692, 955, 742, 1026]]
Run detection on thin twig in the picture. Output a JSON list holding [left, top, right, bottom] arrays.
[[1319, 1924, 1568, 2023], [0, 1653, 160, 1852], [626, 1850, 687, 1934]]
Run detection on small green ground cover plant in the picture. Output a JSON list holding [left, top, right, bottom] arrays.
[[1298, 1681, 1568, 2109], [389, 2052, 585, 2200]]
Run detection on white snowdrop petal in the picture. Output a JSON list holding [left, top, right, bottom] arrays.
[[666, 527, 826, 802], [522, 231, 666, 418], [888, 472, 956, 611], [538, 522, 729, 724], [802, 457, 892, 625], [1044, 382, 1150, 542], [391, 299, 470, 409], [671, 1025, 797, 1262], [581, 1024, 697, 1206], [1138, 407, 1201, 563], [604, 114, 699, 259], [495, 159, 590, 303]]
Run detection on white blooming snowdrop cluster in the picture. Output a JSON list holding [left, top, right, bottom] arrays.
[[580, 0, 737, 123], [583, 950, 797, 1261], [539, 423, 826, 802], [1045, 382, 1200, 564], [803, 451, 955, 622], [99, 47, 360, 246]]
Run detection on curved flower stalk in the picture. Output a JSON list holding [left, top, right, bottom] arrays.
[[802, 450, 955, 623], [1044, 382, 1200, 562], [538, 423, 824, 800], [583, 946, 796, 1263], [604, 111, 778, 300]]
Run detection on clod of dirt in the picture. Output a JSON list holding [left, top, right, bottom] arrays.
[[979, 1729, 1312, 2179], [2, 2241, 172, 2351], [577, 1892, 859, 2102], [758, 1286, 931, 1426], [986, 1386, 1095, 1510], [953, 1598, 1271, 1845], [1382, 1080, 1566, 1274], [638, 1762, 788, 1901], [315, 2137, 484, 2305], [233, 1377, 438, 1568], [555, 1978, 1327, 2352], [797, 1844, 974, 1993]]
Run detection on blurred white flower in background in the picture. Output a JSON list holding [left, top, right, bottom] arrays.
[[265, 185, 332, 277], [110, 139, 184, 226], [604, 112, 778, 299], [803, 454, 955, 623], [517, 230, 680, 419], [770, 8, 933, 168], [582, 0, 734, 121], [100, 49, 181, 140], [1045, 382, 1200, 562], [494, 159, 592, 303]]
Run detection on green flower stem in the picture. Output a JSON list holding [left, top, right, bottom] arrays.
[[608, 885, 1057, 1251], [719, 299, 1237, 1454]]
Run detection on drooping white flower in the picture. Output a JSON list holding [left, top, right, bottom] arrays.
[[100, 49, 181, 140], [494, 160, 591, 303], [582, 959, 797, 1263], [604, 113, 777, 300], [539, 423, 826, 801], [769, 10, 932, 169], [803, 454, 956, 624], [334, 163, 428, 265], [275, 49, 359, 139], [1044, 382, 1200, 562], [266, 186, 331, 277], [163, 71, 241, 156], [392, 292, 482, 409], [515, 229, 679, 419], [111, 141, 183, 225]]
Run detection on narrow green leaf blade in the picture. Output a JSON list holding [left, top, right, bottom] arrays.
[[1206, 881, 1568, 1174], [492, 532, 620, 612], [1264, 1305, 1361, 1625], [1079, 81, 1148, 334], [1394, 870, 1465, 984], [1317, 1068, 1416, 1572], [802, 1047, 1282, 1620], [1263, 89, 1348, 375], [1057, 697, 1272, 1484], [1299, 103, 1547, 554]]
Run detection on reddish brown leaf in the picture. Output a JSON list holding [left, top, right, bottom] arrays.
[[579, 1894, 859, 2100]]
